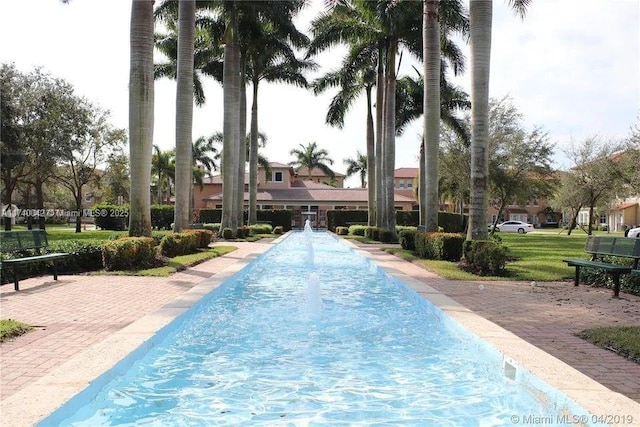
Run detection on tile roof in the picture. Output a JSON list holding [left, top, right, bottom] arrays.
[[612, 201, 639, 211], [394, 167, 419, 178], [204, 188, 414, 203], [294, 166, 345, 178]]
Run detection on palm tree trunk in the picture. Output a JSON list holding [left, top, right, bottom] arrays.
[[221, 15, 239, 232], [467, 0, 492, 241], [423, 0, 441, 232], [128, 0, 154, 237], [173, 0, 195, 232], [383, 39, 397, 238], [375, 43, 385, 229], [365, 85, 375, 226], [249, 79, 259, 225], [236, 53, 247, 228]]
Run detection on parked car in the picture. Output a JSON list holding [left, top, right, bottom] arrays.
[[626, 226, 640, 238], [493, 220, 535, 234]]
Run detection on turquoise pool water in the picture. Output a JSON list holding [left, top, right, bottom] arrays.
[[41, 231, 595, 426]]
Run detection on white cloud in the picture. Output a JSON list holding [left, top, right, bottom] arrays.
[[1, 0, 638, 185]]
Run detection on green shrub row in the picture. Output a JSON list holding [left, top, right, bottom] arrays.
[[158, 232, 198, 258], [198, 209, 293, 231], [413, 232, 464, 261], [580, 256, 640, 295], [102, 237, 157, 271], [462, 240, 508, 276], [336, 226, 348, 235], [186, 229, 214, 249], [326, 210, 467, 232]]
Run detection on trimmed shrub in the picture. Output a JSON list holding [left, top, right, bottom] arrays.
[[414, 231, 436, 259], [335, 226, 348, 236], [429, 232, 464, 261], [463, 240, 508, 276], [150, 205, 174, 230], [364, 226, 380, 241], [48, 240, 104, 274], [185, 229, 214, 248], [326, 210, 369, 231], [580, 256, 640, 295], [248, 224, 273, 235], [198, 209, 222, 224], [396, 211, 419, 227], [92, 204, 129, 231], [378, 228, 396, 243], [256, 210, 293, 232], [438, 211, 467, 233], [101, 237, 157, 271], [399, 229, 417, 251], [348, 225, 367, 236], [222, 228, 233, 239], [203, 223, 220, 233], [158, 232, 198, 258], [273, 226, 283, 235]]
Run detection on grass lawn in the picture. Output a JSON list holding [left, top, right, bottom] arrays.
[[383, 229, 628, 282], [0, 319, 34, 343], [577, 326, 640, 364]]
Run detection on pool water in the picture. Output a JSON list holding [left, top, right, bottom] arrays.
[[43, 232, 593, 426]]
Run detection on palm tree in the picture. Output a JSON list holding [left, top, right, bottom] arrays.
[[128, 0, 154, 237], [192, 135, 220, 177], [173, 0, 195, 232], [289, 142, 335, 181], [152, 145, 175, 205], [467, 0, 530, 241], [246, 23, 312, 224], [344, 151, 368, 189], [312, 44, 377, 224], [423, 0, 441, 232]]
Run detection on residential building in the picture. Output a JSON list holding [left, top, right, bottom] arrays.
[[194, 162, 414, 228]]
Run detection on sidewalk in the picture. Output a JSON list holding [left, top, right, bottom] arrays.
[[1, 237, 639, 423]]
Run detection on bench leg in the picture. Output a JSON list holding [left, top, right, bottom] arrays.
[[612, 274, 621, 298], [53, 261, 58, 281], [574, 266, 580, 287], [13, 264, 19, 291]]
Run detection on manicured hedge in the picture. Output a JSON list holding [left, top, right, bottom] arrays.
[[101, 237, 157, 271], [462, 240, 508, 276], [158, 232, 198, 258], [414, 232, 464, 261], [198, 209, 293, 232], [327, 210, 369, 231], [93, 203, 129, 231], [151, 205, 175, 230]]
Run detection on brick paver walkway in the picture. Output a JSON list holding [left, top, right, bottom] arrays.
[[1, 237, 639, 413]]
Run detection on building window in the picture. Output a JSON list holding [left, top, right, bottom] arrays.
[[599, 213, 607, 225], [407, 181, 413, 188], [399, 179, 404, 189], [84, 193, 92, 203], [274, 171, 283, 182], [533, 196, 539, 206]]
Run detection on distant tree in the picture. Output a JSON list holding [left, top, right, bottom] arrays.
[[56, 104, 126, 233], [151, 145, 175, 205], [563, 136, 623, 235], [486, 99, 556, 231], [103, 150, 130, 204], [344, 151, 368, 189], [289, 142, 335, 181]]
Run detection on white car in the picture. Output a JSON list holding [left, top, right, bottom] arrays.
[[493, 220, 535, 234], [627, 227, 640, 238]]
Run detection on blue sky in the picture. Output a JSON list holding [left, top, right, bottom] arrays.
[[1, 0, 638, 187]]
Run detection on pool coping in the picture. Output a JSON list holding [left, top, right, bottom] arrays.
[[3, 232, 638, 426]]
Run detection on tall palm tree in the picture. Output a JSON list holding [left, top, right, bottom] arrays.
[[423, 0, 441, 232], [289, 142, 335, 181], [192, 135, 219, 177], [344, 151, 368, 189], [173, 0, 195, 232], [467, 0, 530, 241], [309, 0, 466, 237], [128, 0, 154, 237], [246, 24, 312, 224], [152, 145, 175, 205], [312, 44, 377, 224]]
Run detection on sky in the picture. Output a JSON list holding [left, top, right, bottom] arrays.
[[1, 0, 638, 188]]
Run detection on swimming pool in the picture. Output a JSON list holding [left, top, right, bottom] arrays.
[[40, 231, 599, 426]]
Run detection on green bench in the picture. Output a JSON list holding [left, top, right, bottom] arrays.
[[563, 236, 640, 297], [0, 229, 70, 291]]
